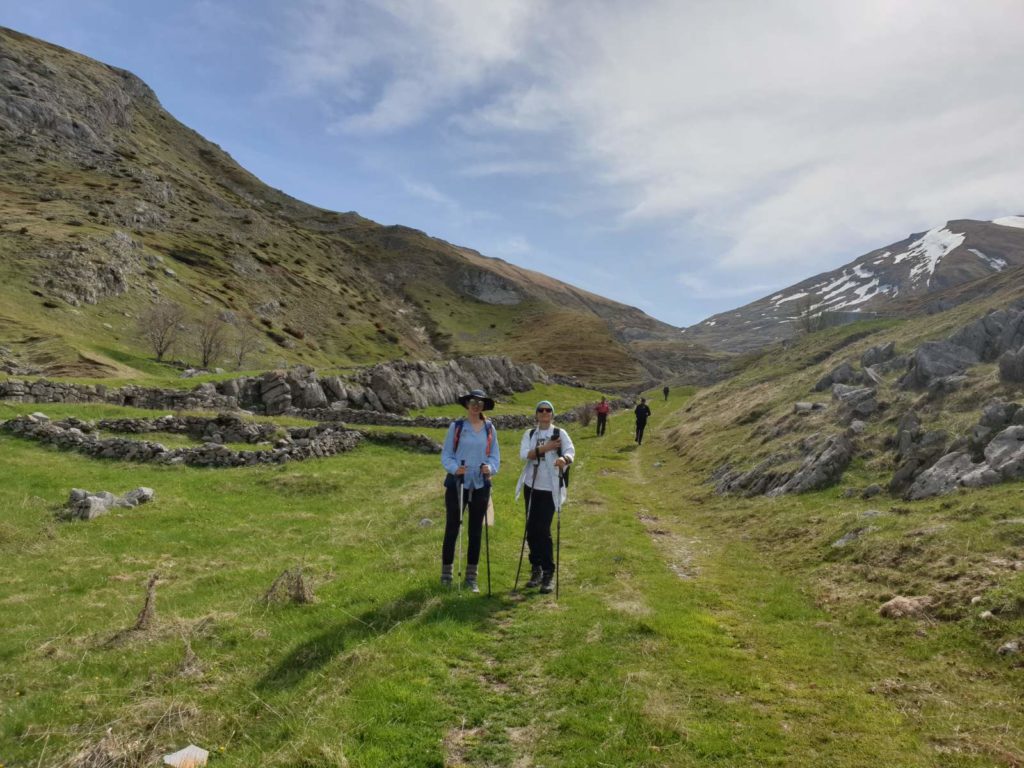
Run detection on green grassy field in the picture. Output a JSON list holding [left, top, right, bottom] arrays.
[[1, 390, 1022, 767]]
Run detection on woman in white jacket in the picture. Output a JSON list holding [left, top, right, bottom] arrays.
[[515, 400, 575, 593]]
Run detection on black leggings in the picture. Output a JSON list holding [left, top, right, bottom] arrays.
[[442, 484, 489, 566], [635, 421, 647, 445], [523, 486, 556, 572], [596, 413, 607, 436]]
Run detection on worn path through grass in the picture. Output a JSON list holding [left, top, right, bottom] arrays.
[[2, 393, 1008, 766]]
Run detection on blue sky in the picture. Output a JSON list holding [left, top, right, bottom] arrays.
[[3, 1, 1024, 327]]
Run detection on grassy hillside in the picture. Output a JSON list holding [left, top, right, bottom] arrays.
[[0, 27, 723, 389]]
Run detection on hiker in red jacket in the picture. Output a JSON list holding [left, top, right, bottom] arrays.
[[594, 397, 610, 436]]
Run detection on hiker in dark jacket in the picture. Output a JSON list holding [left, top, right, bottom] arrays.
[[634, 398, 651, 445], [515, 400, 575, 594], [440, 389, 500, 592]]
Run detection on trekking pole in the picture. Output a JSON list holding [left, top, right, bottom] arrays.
[[483, 465, 492, 597], [456, 460, 466, 592], [555, 467, 563, 600], [513, 461, 541, 592]]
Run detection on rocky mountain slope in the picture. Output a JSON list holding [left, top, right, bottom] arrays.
[[683, 217, 1024, 353], [0, 27, 723, 388], [669, 269, 1024, 505]]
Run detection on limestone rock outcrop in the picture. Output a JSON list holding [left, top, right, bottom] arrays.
[[0, 355, 546, 416]]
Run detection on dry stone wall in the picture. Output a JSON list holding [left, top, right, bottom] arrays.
[[2, 413, 363, 467]]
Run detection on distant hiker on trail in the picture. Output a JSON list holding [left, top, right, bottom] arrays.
[[634, 398, 651, 445], [595, 397, 610, 436], [663, 385, 670, 401], [440, 389, 500, 593], [515, 400, 575, 594]]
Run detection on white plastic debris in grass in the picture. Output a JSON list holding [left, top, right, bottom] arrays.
[[163, 744, 208, 768]]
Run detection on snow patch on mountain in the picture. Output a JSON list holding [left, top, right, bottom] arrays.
[[993, 216, 1024, 230], [968, 248, 1007, 271], [774, 292, 808, 305], [890, 227, 965, 286]]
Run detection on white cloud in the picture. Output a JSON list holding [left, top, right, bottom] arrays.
[[274, 0, 1024, 293], [458, 160, 554, 178], [276, 0, 544, 134]]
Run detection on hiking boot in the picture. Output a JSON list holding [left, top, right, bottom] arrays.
[[440, 563, 453, 587], [525, 566, 543, 588], [539, 571, 554, 594], [465, 564, 480, 594]]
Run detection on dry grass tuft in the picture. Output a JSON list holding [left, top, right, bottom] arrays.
[[263, 565, 315, 605]]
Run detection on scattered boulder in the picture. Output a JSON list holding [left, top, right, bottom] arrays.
[[905, 452, 978, 500], [899, 419, 1024, 500], [714, 452, 795, 496], [889, 426, 947, 496], [948, 303, 1024, 362], [998, 347, 1024, 384], [61, 487, 155, 520], [832, 384, 878, 419], [767, 433, 855, 497], [815, 361, 861, 392], [831, 526, 877, 548], [900, 341, 978, 390], [122, 487, 155, 507], [861, 483, 882, 498], [983, 425, 1024, 480], [997, 639, 1022, 656], [879, 595, 932, 619], [861, 341, 896, 368], [926, 374, 969, 397], [862, 365, 886, 386]]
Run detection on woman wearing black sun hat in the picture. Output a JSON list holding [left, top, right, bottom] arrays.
[[439, 388, 501, 592]]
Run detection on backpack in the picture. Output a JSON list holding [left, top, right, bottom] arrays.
[[530, 427, 570, 487], [453, 418, 494, 456]]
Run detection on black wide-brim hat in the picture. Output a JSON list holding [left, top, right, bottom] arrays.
[[457, 388, 495, 411]]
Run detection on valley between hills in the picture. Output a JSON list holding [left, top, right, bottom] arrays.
[[1, 25, 1024, 768]]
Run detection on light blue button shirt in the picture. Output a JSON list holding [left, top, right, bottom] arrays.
[[441, 419, 500, 490]]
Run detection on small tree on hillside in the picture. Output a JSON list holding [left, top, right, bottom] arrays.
[[137, 300, 186, 361], [231, 317, 263, 370], [794, 296, 833, 335], [194, 310, 228, 369]]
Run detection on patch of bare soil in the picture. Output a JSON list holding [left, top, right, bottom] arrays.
[[442, 722, 483, 768]]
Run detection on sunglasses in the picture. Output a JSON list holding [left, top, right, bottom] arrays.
[[467, 398, 484, 407], [536, 407, 552, 413]]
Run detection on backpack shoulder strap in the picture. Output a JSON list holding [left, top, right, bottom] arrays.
[[484, 419, 493, 457], [453, 418, 465, 452]]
